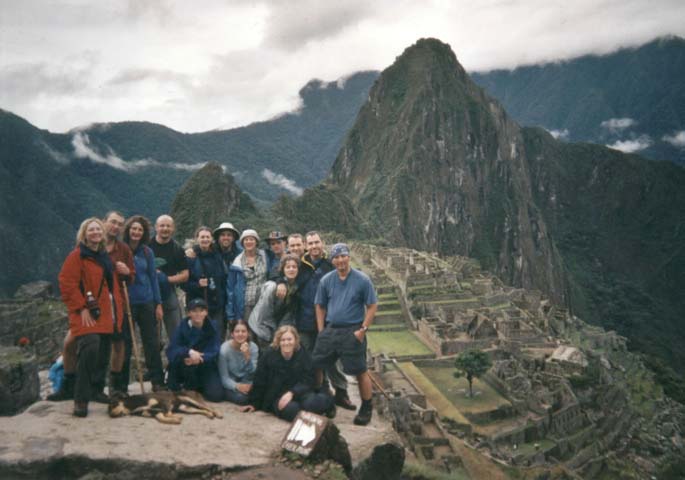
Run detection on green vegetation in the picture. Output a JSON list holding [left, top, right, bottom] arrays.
[[453, 350, 493, 398], [402, 461, 469, 480], [367, 331, 432, 357], [399, 363, 470, 424], [420, 365, 509, 413]]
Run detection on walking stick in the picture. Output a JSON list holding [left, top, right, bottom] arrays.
[[368, 371, 391, 399], [122, 282, 146, 394]]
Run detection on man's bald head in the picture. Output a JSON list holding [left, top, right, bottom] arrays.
[[155, 215, 175, 243]]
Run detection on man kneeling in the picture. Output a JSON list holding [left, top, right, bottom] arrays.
[[166, 298, 223, 401]]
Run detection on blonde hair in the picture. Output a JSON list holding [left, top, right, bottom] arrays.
[[75, 217, 106, 251], [270, 325, 300, 350]]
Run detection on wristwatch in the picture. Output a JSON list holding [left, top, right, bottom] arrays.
[[360, 325, 368, 332]]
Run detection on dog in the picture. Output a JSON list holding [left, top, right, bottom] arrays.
[[108, 390, 223, 424]]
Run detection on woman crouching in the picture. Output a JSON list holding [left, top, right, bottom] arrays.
[[240, 325, 334, 421], [58, 217, 123, 417], [166, 298, 223, 402]]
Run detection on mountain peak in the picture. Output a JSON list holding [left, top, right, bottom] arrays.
[[329, 39, 565, 302], [170, 162, 259, 239]]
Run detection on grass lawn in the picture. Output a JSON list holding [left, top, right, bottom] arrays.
[[367, 330, 432, 356], [398, 362, 469, 424], [424, 297, 478, 305], [418, 365, 511, 414]]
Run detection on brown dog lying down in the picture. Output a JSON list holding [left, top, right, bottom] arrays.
[[108, 390, 223, 424]]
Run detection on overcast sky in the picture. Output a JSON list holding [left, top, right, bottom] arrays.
[[1, 0, 684, 133]]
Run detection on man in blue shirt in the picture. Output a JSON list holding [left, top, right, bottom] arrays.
[[312, 243, 378, 426]]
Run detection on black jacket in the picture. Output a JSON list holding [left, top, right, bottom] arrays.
[[248, 347, 314, 413]]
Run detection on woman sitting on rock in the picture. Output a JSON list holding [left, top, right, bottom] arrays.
[[240, 325, 335, 421], [58, 217, 123, 417], [248, 253, 302, 349], [217, 320, 259, 405]]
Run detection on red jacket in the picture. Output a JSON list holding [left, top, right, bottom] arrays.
[[58, 247, 124, 337]]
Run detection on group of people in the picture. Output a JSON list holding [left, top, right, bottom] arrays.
[[52, 212, 378, 427]]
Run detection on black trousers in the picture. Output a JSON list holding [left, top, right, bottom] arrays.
[[122, 302, 164, 386], [75, 334, 111, 403]]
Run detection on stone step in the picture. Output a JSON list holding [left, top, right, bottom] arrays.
[[377, 300, 401, 310], [375, 285, 396, 295], [370, 323, 406, 332], [377, 292, 398, 301], [374, 311, 405, 324]]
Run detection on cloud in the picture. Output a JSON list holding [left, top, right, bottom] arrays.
[[264, 1, 376, 49], [606, 135, 652, 153], [662, 130, 685, 148], [600, 117, 637, 132], [40, 140, 70, 165], [0, 62, 89, 97], [126, 0, 175, 25], [71, 132, 205, 171], [548, 128, 570, 141], [107, 68, 191, 88], [261, 168, 304, 196], [4, 1, 685, 133]]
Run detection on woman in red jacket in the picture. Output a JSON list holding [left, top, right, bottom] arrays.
[[58, 217, 123, 417]]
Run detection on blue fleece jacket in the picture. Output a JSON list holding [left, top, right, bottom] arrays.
[[127, 245, 161, 306], [166, 316, 220, 366]]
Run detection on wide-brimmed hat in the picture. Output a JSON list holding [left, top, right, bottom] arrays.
[[213, 222, 240, 240], [239, 229, 260, 245], [266, 231, 287, 243]]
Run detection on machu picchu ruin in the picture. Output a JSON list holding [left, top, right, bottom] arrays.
[[349, 243, 685, 479]]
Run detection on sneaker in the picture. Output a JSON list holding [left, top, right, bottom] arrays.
[[334, 390, 357, 411], [73, 402, 88, 418], [353, 404, 373, 426]]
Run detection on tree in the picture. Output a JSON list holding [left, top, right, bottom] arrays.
[[454, 349, 492, 398]]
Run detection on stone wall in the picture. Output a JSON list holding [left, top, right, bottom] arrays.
[[0, 299, 66, 367]]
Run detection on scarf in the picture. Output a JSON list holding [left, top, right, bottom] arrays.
[[79, 242, 114, 292]]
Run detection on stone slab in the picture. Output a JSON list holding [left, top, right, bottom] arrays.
[[0, 382, 399, 472]]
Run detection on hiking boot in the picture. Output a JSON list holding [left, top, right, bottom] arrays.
[[334, 389, 356, 411], [73, 402, 88, 418], [109, 371, 128, 396], [353, 401, 373, 426], [325, 403, 337, 419], [91, 390, 109, 404], [152, 383, 168, 392], [47, 373, 75, 401]]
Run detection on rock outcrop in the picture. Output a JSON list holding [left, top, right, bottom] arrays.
[[0, 384, 400, 479], [0, 346, 39, 415]]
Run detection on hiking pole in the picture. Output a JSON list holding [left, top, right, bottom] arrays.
[[157, 309, 164, 352], [368, 371, 391, 399], [122, 281, 146, 394]]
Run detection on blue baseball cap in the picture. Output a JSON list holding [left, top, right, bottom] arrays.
[[187, 298, 208, 311]]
